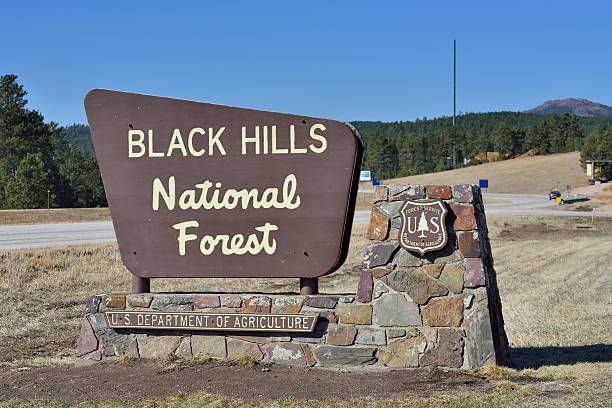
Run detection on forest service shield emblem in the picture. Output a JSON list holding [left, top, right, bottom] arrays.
[[399, 200, 449, 255]]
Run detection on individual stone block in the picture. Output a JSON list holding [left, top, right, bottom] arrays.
[[370, 266, 393, 279], [338, 296, 355, 303], [458, 231, 481, 258], [464, 258, 485, 288], [102, 294, 126, 309], [85, 295, 102, 314], [150, 295, 193, 312], [355, 328, 386, 346], [383, 269, 448, 305], [336, 303, 372, 325], [452, 184, 474, 203], [420, 264, 444, 279], [394, 250, 423, 268], [463, 288, 495, 368], [313, 345, 377, 366], [326, 324, 357, 346], [304, 296, 338, 309], [220, 294, 242, 308], [262, 342, 306, 366], [76, 318, 98, 357], [422, 295, 464, 327], [373, 293, 421, 326], [378, 334, 426, 368], [301, 344, 316, 367], [137, 335, 183, 359], [421, 328, 464, 368], [356, 270, 373, 303], [226, 338, 263, 361], [290, 332, 324, 344], [387, 328, 406, 339], [450, 203, 477, 231], [375, 201, 403, 219], [363, 242, 399, 269], [126, 294, 153, 308], [88, 313, 108, 331], [426, 185, 452, 200], [193, 295, 220, 309], [175, 337, 192, 358], [241, 296, 272, 313], [388, 185, 409, 196], [366, 206, 390, 240], [394, 185, 426, 200], [439, 263, 464, 294], [192, 335, 227, 359], [272, 296, 304, 314], [372, 185, 388, 202]]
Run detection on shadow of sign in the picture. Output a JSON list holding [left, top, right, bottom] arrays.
[[510, 344, 612, 369]]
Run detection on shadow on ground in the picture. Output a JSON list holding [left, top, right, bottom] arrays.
[[510, 344, 612, 369]]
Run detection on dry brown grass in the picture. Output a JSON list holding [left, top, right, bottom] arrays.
[[0, 224, 367, 362], [388, 151, 589, 194], [0, 208, 110, 225]]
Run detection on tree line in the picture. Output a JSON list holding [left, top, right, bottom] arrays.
[[356, 112, 612, 179], [1, 74, 611, 209], [0, 75, 106, 209]]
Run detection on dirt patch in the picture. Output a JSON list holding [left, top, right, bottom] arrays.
[[0, 360, 496, 403], [489, 215, 612, 241]]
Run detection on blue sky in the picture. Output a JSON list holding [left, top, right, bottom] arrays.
[[3, 1, 611, 125]]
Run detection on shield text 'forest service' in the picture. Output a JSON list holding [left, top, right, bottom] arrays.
[[399, 200, 449, 255], [84, 90, 362, 279]]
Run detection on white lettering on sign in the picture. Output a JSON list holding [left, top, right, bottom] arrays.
[[129, 123, 328, 257]]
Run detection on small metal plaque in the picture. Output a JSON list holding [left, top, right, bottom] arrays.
[[399, 200, 449, 255], [105, 311, 318, 332]]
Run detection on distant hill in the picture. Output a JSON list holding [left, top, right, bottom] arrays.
[[388, 151, 588, 194], [60, 124, 94, 156], [526, 98, 612, 117]]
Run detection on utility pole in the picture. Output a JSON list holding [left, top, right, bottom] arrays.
[[47, 190, 50, 209], [452, 39, 457, 167]]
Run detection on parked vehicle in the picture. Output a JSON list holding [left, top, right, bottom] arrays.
[[548, 190, 561, 200]]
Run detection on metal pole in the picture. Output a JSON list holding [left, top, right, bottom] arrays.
[[300, 278, 318, 295], [132, 275, 150, 293], [47, 190, 50, 209], [453, 39, 457, 167]]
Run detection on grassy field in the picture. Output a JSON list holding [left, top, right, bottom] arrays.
[[0, 215, 611, 406], [388, 151, 589, 194], [0, 208, 110, 225]]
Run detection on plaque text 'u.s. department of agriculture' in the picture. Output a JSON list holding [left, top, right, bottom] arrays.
[[105, 311, 318, 332]]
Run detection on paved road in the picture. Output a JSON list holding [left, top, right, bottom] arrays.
[[1, 194, 610, 250]]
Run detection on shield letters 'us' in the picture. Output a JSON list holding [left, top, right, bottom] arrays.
[[399, 200, 448, 255]]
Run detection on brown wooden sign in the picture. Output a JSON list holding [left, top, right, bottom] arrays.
[[85, 90, 362, 279], [105, 312, 318, 332], [399, 200, 449, 255]]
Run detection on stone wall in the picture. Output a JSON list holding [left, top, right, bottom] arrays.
[[77, 184, 508, 369]]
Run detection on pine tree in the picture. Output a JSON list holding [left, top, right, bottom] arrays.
[[4, 153, 50, 208], [492, 121, 513, 155], [580, 124, 612, 179], [417, 211, 429, 238]]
